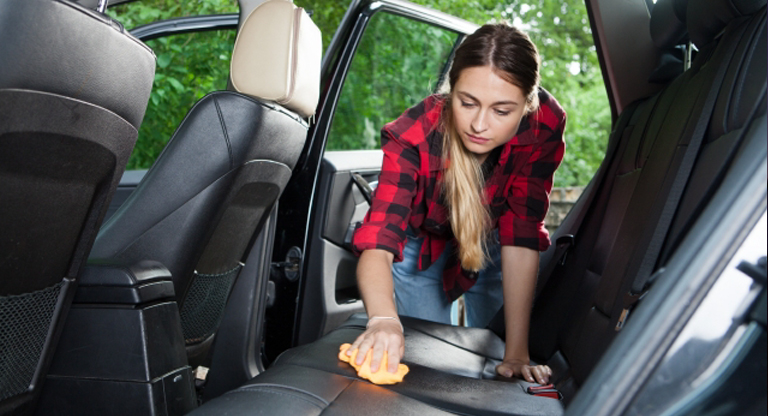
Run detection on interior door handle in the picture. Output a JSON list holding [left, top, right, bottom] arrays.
[[351, 172, 373, 205]]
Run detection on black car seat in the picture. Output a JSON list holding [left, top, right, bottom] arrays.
[[89, 0, 322, 367], [0, 0, 154, 414]]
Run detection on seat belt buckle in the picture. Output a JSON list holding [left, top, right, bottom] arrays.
[[526, 384, 563, 400], [615, 290, 647, 331], [555, 235, 575, 266]]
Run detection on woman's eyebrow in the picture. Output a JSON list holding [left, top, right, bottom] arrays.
[[457, 91, 519, 106]]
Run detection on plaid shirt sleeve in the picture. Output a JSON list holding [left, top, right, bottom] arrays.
[[350, 106, 427, 262], [498, 99, 567, 251]]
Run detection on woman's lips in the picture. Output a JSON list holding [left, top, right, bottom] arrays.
[[467, 134, 490, 144]]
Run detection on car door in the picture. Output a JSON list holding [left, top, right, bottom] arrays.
[[282, 1, 478, 348]]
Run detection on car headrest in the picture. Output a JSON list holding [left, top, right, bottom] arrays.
[[650, 0, 689, 49], [687, 0, 766, 47], [230, 0, 322, 118]]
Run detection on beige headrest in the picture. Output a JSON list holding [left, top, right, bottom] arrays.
[[230, 0, 322, 118]]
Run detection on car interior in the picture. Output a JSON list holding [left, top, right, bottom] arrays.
[[0, 0, 765, 415]]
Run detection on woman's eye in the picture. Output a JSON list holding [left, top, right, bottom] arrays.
[[461, 101, 475, 108], [495, 110, 511, 116]]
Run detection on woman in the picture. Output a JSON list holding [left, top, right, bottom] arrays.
[[347, 23, 566, 385]]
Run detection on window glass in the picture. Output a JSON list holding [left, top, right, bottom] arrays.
[[326, 12, 460, 150]]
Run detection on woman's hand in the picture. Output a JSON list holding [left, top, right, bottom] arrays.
[[346, 318, 405, 373], [496, 358, 552, 384]]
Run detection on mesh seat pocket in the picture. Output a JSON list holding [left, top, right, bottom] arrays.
[[180, 265, 243, 345], [0, 282, 63, 401]]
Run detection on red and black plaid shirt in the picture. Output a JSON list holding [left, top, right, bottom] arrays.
[[352, 89, 566, 300]]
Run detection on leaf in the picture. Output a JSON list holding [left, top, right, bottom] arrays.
[[157, 54, 171, 68], [166, 77, 185, 92]]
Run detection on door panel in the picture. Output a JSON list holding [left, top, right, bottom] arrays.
[[296, 152, 382, 345], [322, 151, 382, 248]]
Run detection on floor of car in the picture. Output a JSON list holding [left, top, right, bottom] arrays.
[[187, 1, 766, 414]]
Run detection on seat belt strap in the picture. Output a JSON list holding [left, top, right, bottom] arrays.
[[618, 84, 767, 330]]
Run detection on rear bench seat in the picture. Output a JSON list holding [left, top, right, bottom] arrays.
[[189, 0, 766, 414], [530, 0, 767, 392]]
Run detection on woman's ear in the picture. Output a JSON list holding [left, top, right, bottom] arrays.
[[525, 92, 539, 115], [523, 101, 533, 116]]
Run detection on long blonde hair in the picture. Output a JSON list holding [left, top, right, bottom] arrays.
[[440, 24, 540, 271]]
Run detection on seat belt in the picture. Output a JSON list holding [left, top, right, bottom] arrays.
[[660, 85, 768, 265], [616, 36, 753, 329]]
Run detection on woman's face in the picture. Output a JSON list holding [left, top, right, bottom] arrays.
[[451, 65, 529, 162]]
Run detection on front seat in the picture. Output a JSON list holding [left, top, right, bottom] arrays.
[[89, 0, 322, 367], [0, 0, 154, 414]]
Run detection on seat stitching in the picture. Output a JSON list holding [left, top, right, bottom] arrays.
[[339, 324, 501, 361], [206, 90, 309, 126], [228, 385, 327, 409], [328, 378, 473, 416], [278, 363, 484, 415], [317, 380, 356, 415], [226, 389, 323, 409], [240, 383, 329, 405], [212, 95, 233, 170], [281, 362, 362, 383]]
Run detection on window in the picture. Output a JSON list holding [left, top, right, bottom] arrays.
[[326, 12, 460, 150]]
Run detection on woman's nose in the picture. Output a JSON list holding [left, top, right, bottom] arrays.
[[471, 110, 488, 133]]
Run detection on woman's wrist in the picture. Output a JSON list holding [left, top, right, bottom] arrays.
[[366, 316, 404, 332], [502, 349, 530, 365]]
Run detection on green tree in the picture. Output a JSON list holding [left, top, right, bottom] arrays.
[[406, 0, 612, 187], [311, 0, 611, 187], [327, 13, 458, 150], [499, 0, 611, 187]]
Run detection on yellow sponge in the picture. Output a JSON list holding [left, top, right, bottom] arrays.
[[338, 343, 409, 385]]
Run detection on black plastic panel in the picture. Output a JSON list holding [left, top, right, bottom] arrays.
[[38, 367, 196, 416]]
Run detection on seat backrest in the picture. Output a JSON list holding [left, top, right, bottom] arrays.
[[0, 0, 154, 413], [90, 0, 321, 366], [528, 0, 766, 390]]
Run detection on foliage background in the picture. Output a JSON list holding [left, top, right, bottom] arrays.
[[108, 0, 610, 187]]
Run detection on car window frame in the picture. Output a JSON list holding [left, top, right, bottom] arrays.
[[269, 0, 478, 350], [130, 13, 238, 41]]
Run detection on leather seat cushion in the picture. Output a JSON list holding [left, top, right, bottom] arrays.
[[190, 316, 564, 416], [295, 314, 506, 379]]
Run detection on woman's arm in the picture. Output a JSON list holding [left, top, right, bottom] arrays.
[[345, 249, 405, 374], [496, 245, 552, 384]]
